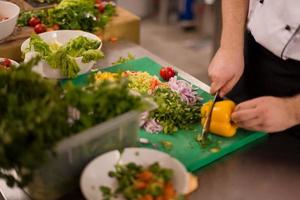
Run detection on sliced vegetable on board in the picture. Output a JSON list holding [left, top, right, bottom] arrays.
[[201, 100, 237, 137], [95, 71, 202, 134]]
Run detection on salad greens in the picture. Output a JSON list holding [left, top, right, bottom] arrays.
[[28, 34, 52, 56], [0, 57, 145, 188], [100, 162, 184, 200], [48, 0, 97, 31], [18, 0, 117, 32], [27, 34, 104, 78]]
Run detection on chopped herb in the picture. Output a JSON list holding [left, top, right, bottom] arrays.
[[112, 53, 135, 65], [160, 140, 173, 150], [100, 186, 113, 200]]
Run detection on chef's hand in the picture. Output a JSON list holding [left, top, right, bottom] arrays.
[[208, 47, 244, 97], [231, 96, 298, 133]]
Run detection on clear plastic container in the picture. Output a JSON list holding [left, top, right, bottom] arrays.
[[27, 110, 141, 200]]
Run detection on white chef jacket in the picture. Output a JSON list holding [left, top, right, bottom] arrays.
[[248, 0, 300, 61]]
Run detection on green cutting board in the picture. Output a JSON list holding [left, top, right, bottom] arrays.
[[62, 57, 267, 172]]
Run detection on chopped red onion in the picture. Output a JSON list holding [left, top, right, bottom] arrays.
[[143, 119, 163, 133], [168, 76, 202, 105], [140, 111, 149, 127]]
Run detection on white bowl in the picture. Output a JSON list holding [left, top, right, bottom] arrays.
[[21, 30, 102, 79], [0, 57, 19, 67], [80, 147, 189, 200], [0, 1, 20, 40]]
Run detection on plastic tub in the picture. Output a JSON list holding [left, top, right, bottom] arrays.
[[26, 110, 142, 200]]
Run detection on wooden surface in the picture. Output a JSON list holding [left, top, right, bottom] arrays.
[[0, 6, 140, 61]]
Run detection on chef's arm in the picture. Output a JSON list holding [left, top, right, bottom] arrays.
[[287, 94, 300, 125], [209, 0, 250, 95], [220, 0, 249, 51]]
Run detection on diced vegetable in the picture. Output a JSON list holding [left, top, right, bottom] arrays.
[[100, 162, 182, 200], [94, 70, 203, 134], [150, 87, 201, 134]]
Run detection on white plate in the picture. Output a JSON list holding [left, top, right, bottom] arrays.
[[80, 147, 189, 200]]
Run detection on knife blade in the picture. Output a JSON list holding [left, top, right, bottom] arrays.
[[197, 91, 219, 143]]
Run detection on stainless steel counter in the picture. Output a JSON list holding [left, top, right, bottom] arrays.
[[1, 41, 300, 200]]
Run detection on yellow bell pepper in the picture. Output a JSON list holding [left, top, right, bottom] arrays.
[[94, 72, 118, 82], [201, 100, 237, 137]]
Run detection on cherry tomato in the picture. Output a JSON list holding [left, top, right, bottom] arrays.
[[98, 3, 106, 13], [109, 36, 118, 43], [34, 24, 47, 34], [52, 24, 60, 30], [1, 58, 11, 67], [159, 66, 176, 81], [28, 16, 41, 27]]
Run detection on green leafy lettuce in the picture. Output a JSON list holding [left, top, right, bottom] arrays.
[[26, 34, 104, 78]]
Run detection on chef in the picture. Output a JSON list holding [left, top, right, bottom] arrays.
[[208, 0, 300, 134]]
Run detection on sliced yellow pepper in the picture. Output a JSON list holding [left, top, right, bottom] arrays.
[[201, 100, 237, 137], [95, 72, 118, 82]]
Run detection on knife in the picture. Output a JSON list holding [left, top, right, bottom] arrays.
[[197, 91, 219, 143]]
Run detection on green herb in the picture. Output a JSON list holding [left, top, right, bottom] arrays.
[[100, 186, 113, 200], [63, 79, 145, 134], [112, 53, 135, 65], [0, 57, 69, 187], [151, 88, 201, 134], [17, 10, 48, 27], [0, 58, 145, 188], [97, 3, 117, 28]]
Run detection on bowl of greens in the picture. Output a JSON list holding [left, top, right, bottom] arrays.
[[21, 30, 104, 79], [80, 148, 190, 200]]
